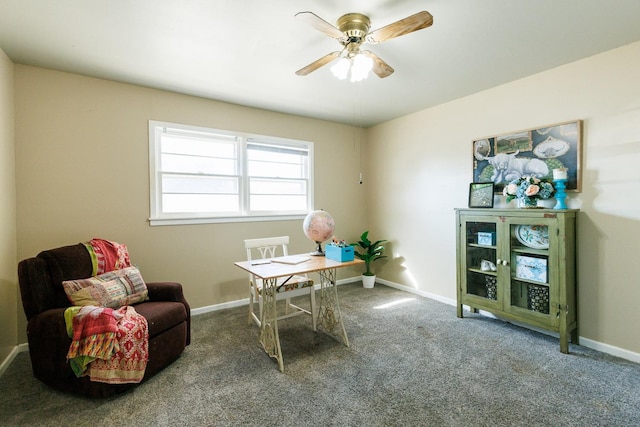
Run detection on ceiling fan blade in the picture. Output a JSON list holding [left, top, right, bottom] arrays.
[[366, 11, 433, 44], [295, 11, 344, 39], [295, 51, 341, 76], [363, 51, 394, 78]]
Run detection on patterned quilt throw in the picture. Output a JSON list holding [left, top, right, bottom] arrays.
[[65, 305, 149, 384], [83, 238, 131, 276]]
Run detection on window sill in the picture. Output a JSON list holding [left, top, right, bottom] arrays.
[[148, 214, 308, 226]]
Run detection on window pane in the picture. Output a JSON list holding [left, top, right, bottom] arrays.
[[250, 178, 307, 195], [162, 194, 239, 213], [247, 142, 308, 179], [161, 133, 237, 174], [250, 195, 308, 211], [162, 134, 236, 158], [248, 149, 305, 162], [247, 159, 305, 179], [247, 141, 308, 157], [163, 175, 238, 194], [162, 154, 237, 175]]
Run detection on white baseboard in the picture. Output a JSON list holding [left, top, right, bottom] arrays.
[[0, 343, 29, 377], [2, 277, 365, 375], [190, 298, 249, 316], [190, 276, 362, 316], [376, 278, 640, 364], [376, 278, 458, 306], [5, 277, 638, 375], [578, 337, 640, 364]]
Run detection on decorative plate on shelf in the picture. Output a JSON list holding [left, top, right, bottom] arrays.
[[514, 225, 549, 249]]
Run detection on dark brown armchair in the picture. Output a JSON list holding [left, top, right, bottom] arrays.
[[18, 242, 191, 397]]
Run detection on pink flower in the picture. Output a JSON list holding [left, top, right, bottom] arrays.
[[505, 183, 518, 195], [525, 185, 540, 196]]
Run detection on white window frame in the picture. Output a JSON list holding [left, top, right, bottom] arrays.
[[148, 120, 314, 226]]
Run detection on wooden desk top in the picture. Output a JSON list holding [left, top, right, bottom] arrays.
[[234, 255, 364, 279]]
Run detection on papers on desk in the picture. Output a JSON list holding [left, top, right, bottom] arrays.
[[250, 259, 272, 265], [271, 255, 311, 265]]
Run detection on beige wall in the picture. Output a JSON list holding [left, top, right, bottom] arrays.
[[8, 41, 640, 359], [0, 48, 17, 362], [367, 40, 640, 355], [14, 66, 367, 343]]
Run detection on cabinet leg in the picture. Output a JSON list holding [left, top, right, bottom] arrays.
[[457, 304, 478, 318], [560, 329, 569, 354]]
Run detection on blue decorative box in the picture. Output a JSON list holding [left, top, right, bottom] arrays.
[[325, 245, 355, 262], [477, 232, 496, 245], [515, 255, 548, 283]]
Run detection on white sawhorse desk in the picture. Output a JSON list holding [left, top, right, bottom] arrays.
[[234, 256, 363, 372]]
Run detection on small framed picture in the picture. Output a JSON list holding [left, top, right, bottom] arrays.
[[468, 182, 495, 208]]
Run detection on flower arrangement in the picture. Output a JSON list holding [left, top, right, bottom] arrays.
[[329, 236, 348, 247], [503, 175, 555, 205]]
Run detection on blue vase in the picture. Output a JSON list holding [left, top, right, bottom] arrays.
[[553, 179, 568, 209]]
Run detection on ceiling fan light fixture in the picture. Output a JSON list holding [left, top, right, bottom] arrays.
[[330, 57, 351, 80], [350, 53, 373, 82], [330, 53, 373, 82], [296, 10, 433, 79]]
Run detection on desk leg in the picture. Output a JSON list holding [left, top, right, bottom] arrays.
[[317, 268, 350, 347], [259, 277, 284, 372]]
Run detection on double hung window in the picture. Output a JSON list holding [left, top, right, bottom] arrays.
[[149, 121, 313, 225]]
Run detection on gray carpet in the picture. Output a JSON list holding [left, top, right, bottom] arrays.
[[1, 283, 639, 426]]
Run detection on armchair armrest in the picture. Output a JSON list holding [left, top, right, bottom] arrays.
[[146, 282, 191, 345], [147, 282, 187, 303], [27, 308, 74, 382]]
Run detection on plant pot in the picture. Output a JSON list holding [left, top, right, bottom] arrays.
[[362, 274, 376, 289]]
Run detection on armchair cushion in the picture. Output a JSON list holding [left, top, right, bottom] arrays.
[[134, 301, 187, 338]]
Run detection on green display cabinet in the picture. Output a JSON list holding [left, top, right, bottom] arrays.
[[455, 208, 579, 353]]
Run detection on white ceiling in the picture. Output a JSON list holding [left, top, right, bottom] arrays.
[[2, 0, 640, 127]]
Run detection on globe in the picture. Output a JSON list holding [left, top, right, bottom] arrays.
[[303, 210, 335, 256]]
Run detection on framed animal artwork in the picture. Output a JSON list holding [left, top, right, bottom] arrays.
[[472, 120, 582, 193]]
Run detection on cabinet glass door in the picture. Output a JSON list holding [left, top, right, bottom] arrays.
[[506, 219, 556, 320], [463, 220, 499, 302]]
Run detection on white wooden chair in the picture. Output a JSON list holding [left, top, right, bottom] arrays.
[[244, 236, 316, 330]]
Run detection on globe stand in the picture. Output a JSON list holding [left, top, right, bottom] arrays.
[[310, 241, 325, 256], [303, 209, 334, 257]]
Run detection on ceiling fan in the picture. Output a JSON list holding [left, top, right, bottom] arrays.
[[295, 10, 434, 79]]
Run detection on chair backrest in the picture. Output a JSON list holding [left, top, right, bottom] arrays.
[[18, 243, 93, 320], [244, 236, 290, 263]]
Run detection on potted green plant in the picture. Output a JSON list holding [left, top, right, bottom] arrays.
[[351, 230, 387, 288]]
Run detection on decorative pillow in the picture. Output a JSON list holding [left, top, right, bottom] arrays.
[[83, 238, 132, 276], [63, 266, 148, 308]]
